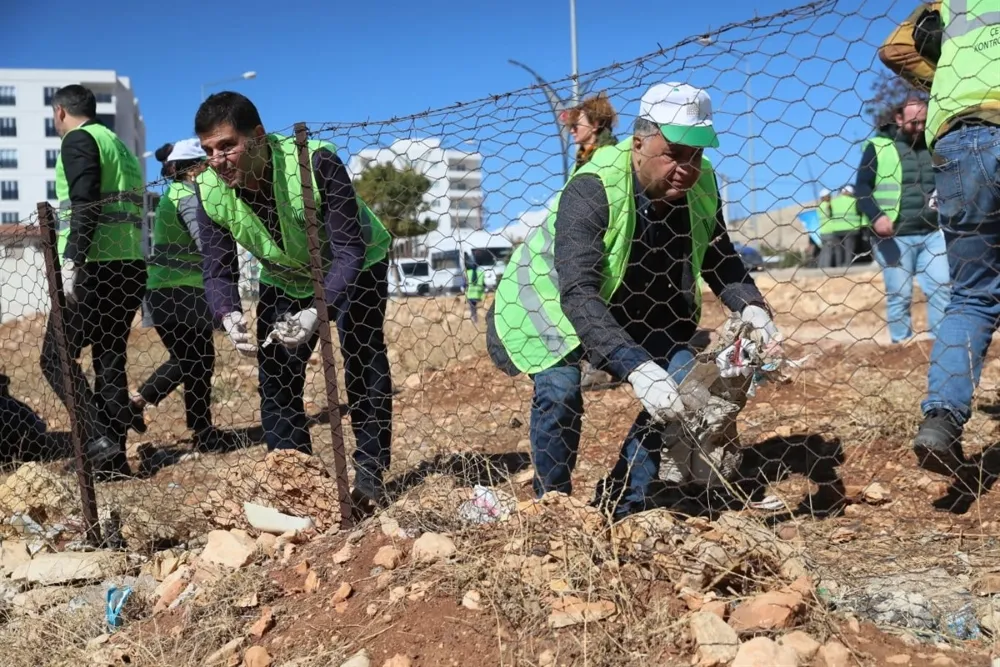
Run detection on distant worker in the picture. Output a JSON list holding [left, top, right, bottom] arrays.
[[854, 96, 949, 345], [817, 186, 865, 268], [565, 91, 619, 173], [880, 1, 1000, 475], [130, 139, 229, 452], [192, 92, 393, 514], [488, 82, 780, 519], [465, 259, 485, 324], [40, 85, 146, 479], [565, 92, 621, 390]]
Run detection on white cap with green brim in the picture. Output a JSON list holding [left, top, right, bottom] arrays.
[[638, 82, 720, 148]]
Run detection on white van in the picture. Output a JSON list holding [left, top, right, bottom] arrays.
[[388, 258, 433, 297]]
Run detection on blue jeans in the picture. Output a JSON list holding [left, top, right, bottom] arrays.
[[529, 345, 695, 512], [922, 124, 1000, 424], [872, 231, 951, 343]]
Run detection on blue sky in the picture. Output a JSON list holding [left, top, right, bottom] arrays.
[[8, 0, 912, 237]]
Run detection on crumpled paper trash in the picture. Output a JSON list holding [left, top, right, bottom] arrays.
[[458, 485, 515, 524]]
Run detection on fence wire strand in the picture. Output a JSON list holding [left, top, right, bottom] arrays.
[[1, 0, 999, 664]]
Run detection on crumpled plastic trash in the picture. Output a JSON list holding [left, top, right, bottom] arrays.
[[106, 585, 133, 630], [458, 485, 514, 524]]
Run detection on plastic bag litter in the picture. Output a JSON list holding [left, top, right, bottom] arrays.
[[458, 485, 515, 524]]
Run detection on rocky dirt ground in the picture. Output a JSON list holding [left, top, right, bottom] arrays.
[[1, 269, 1000, 666]]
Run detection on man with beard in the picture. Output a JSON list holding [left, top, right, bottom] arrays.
[[487, 82, 780, 519], [854, 96, 950, 345]]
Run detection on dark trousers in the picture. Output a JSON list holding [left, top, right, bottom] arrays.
[[137, 289, 215, 433], [256, 260, 392, 498], [41, 261, 146, 449]]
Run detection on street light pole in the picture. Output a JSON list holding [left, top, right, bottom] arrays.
[[569, 0, 579, 106], [201, 71, 258, 101]]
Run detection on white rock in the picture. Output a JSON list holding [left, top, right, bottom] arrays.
[[243, 503, 314, 535], [411, 533, 456, 564], [689, 611, 739, 666], [340, 650, 372, 667], [200, 530, 257, 569], [11, 551, 124, 585]]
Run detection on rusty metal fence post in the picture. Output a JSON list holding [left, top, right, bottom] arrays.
[[36, 202, 102, 545], [293, 123, 354, 527]]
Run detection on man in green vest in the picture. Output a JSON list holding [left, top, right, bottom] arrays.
[[486, 82, 780, 519], [464, 259, 485, 324], [883, 0, 1000, 477], [39, 85, 146, 479], [854, 96, 949, 345], [191, 92, 393, 512]]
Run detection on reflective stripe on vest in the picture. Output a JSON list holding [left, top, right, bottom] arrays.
[[863, 136, 903, 223], [196, 134, 391, 299], [927, 0, 1000, 143], [494, 138, 717, 375], [147, 181, 205, 290], [943, 0, 1000, 42], [54, 123, 145, 262]]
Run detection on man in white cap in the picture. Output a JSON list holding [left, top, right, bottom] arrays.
[[488, 82, 780, 519]]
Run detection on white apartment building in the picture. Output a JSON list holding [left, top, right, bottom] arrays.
[[348, 137, 486, 254], [0, 69, 146, 226]]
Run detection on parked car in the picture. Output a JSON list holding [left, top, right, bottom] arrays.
[[388, 258, 432, 297]]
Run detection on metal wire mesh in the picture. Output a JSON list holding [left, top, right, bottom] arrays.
[[0, 1, 999, 663]]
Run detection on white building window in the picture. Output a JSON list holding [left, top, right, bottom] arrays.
[[0, 86, 15, 106], [0, 212, 18, 224], [0, 118, 15, 137], [0, 149, 16, 169], [0, 181, 18, 201]]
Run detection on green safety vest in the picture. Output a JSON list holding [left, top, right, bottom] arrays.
[[819, 195, 864, 234], [197, 134, 391, 299], [148, 181, 203, 290], [862, 136, 902, 224], [927, 0, 1000, 144], [55, 123, 145, 262], [494, 138, 718, 375], [466, 268, 485, 301]]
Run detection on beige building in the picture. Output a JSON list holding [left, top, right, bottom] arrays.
[[727, 199, 821, 253]]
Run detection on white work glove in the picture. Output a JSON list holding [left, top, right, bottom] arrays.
[[628, 360, 685, 425], [740, 305, 781, 348], [221, 312, 257, 357], [268, 308, 319, 349], [61, 260, 79, 304]]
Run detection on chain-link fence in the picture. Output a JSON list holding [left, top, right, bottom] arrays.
[[1, 1, 999, 665]]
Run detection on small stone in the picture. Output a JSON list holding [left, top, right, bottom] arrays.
[[201, 530, 257, 569], [256, 533, 278, 558], [332, 544, 354, 564], [846, 615, 861, 634], [931, 655, 956, 667], [778, 631, 820, 661], [375, 572, 393, 591], [87, 634, 111, 650], [411, 533, 456, 564], [249, 607, 275, 639], [340, 650, 372, 667], [236, 592, 259, 609], [0, 540, 33, 575], [702, 600, 727, 620], [861, 482, 891, 504], [331, 582, 353, 604], [817, 641, 850, 667], [516, 499, 544, 516], [886, 655, 911, 665], [689, 611, 739, 666], [154, 567, 193, 613], [732, 637, 799, 667], [777, 524, 801, 542], [366, 603, 378, 616], [382, 655, 412, 667], [304, 570, 320, 594], [372, 546, 403, 571], [829, 527, 856, 544], [380, 517, 401, 537], [335, 601, 349, 614], [548, 596, 616, 628], [389, 586, 406, 603], [537, 649, 556, 667], [205, 637, 245, 666], [729, 591, 805, 632], [462, 590, 482, 610], [975, 573, 1000, 595], [243, 646, 272, 667], [293, 560, 310, 576]]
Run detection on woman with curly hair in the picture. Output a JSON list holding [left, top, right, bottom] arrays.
[[565, 92, 619, 172]]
